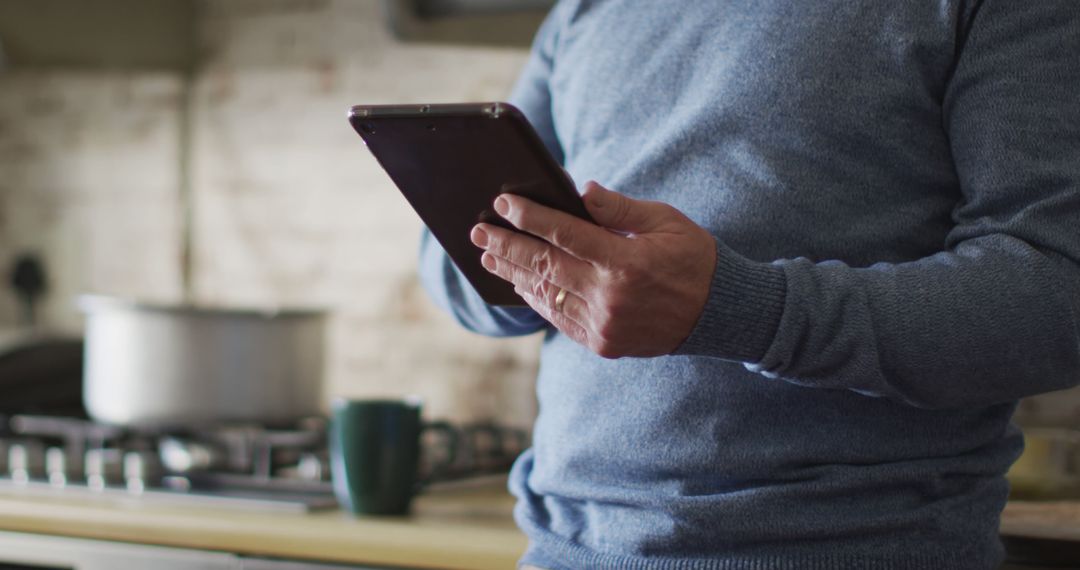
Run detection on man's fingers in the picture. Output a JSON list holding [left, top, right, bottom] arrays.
[[581, 180, 668, 233], [518, 288, 590, 346], [479, 252, 590, 328], [473, 223, 595, 336], [493, 193, 617, 265], [472, 224, 592, 296]]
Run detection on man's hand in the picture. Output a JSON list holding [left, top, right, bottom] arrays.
[[470, 181, 717, 358]]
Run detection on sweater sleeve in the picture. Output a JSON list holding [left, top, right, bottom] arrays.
[[676, 0, 1080, 410], [416, 2, 572, 337]]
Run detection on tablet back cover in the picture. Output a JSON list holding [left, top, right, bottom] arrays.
[[349, 103, 589, 307]]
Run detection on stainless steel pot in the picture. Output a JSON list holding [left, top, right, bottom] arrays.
[[78, 295, 325, 427]]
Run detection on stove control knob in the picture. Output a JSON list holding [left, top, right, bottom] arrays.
[[84, 449, 124, 491], [296, 452, 326, 481], [9, 442, 45, 484], [123, 451, 163, 494], [45, 447, 79, 488]]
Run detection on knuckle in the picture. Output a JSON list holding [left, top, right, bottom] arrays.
[[595, 319, 619, 345], [549, 223, 573, 249], [531, 248, 557, 280], [594, 342, 621, 360], [653, 201, 676, 218], [545, 263, 562, 285], [530, 278, 552, 300], [606, 296, 633, 322], [507, 199, 530, 227], [593, 304, 622, 340], [489, 234, 509, 257], [611, 196, 632, 226], [598, 289, 633, 323], [529, 249, 547, 275], [521, 290, 543, 310]]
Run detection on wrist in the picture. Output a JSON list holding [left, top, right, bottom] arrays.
[[673, 239, 787, 362]]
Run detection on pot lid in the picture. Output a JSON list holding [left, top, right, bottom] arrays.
[[76, 294, 327, 320]]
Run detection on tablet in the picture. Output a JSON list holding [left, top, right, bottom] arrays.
[[348, 102, 591, 307]]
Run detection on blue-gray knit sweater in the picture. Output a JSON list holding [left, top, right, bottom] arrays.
[[418, 1, 1080, 568]]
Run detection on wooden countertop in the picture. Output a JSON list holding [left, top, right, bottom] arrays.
[[1002, 500, 1080, 543], [3, 480, 1074, 568], [0, 477, 526, 570]]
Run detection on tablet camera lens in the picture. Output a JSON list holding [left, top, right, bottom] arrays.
[[427, 124, 437, 132], [360, 123, 375, 134]]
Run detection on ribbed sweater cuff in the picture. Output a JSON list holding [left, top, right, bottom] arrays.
[[674, 239, 787, 362]]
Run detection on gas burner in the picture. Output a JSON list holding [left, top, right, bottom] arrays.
[[0, 415, 529, 512], [0, 415, 335, 512]]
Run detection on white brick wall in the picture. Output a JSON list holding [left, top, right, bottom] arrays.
[[0, 72, 185, 329], [0, 0, 541, 427], [189, 0, 540, 425]]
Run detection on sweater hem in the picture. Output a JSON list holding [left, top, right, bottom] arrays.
[[517, 523, 999, 570]]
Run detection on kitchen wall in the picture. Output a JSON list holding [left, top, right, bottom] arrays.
[[0, 0, 541, 426], [0, 73, 186, 325]]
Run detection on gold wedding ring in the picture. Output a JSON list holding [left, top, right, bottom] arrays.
[[554, 288, 568, 313]]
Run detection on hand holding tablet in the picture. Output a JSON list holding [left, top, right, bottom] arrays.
[[348, 102, 591, 307]]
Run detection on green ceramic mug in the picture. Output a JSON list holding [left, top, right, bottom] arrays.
[[329, 398, 457, 515]]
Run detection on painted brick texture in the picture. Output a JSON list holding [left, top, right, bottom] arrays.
[[0, 0, 540, 426], [0, 72, 185, 327], [189, 0, 540, 425]]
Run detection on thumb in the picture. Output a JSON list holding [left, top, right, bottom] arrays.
[[582, 181, 663, 233]]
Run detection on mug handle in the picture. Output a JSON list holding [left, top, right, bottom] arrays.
[[417, 420, 459, 489]]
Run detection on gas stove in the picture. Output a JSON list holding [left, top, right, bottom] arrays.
[[0, 414, 527, 513]]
